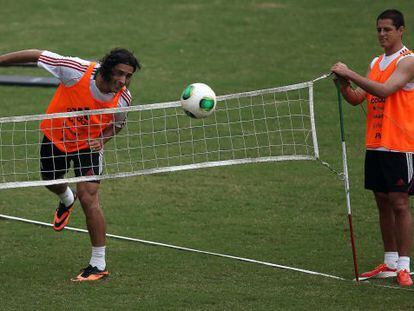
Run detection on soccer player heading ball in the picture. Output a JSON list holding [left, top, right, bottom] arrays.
[[0, 48, 141, 281]]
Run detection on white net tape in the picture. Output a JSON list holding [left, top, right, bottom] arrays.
[[0, 80, 319, 189]]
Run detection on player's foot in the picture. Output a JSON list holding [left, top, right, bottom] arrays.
[[71, 265, 109, 282], [397, 269, 413, 286], [53, 191, 77, 231], [359, 263, 397, 280]]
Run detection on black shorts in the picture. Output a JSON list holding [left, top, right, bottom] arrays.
[[365, 150, 414, 194], [40, 136, 102, 182]]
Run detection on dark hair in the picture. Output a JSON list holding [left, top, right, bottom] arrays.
[[377, 9, 405, 29], [98, 48, 141, 81]]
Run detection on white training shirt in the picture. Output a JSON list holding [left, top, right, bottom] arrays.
[[370, 46, 414, 91], [37, 50, 132, 128]]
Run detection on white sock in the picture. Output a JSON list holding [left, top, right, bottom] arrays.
[[397, 256, 410, 272], [58, 187, 75, 208], [89, 246, 106, 271], [384, 252, 399, 269]]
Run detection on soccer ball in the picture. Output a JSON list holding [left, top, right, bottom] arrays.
[[180, 83, 217, 119]]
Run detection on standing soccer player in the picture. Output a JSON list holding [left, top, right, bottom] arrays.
[[0, 48, 140, 281], [331, 9, 414, 286]]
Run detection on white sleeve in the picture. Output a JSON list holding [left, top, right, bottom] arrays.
[[37, 51, 91, 87], [114, 89, 133, 128], [370, 57, 379, 69]]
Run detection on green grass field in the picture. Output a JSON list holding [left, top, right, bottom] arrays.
[[1, 0, 414, 310]]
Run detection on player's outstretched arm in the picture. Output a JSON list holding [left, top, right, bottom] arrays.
[[0, 49, 43, 65], [332, 59, 414, 98]]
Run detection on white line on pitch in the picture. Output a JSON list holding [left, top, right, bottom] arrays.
[[1, 213, 343, 280]]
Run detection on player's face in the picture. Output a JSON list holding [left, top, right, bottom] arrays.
[[376, 18, 404, 51], [109, 64, 135, 92]]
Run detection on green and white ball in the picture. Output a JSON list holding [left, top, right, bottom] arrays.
[[180, 83, 217, 119]]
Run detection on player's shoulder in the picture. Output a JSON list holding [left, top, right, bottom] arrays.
[[400, 47, 413, 56], [397, 52, 414, 68], [370, 56, 380, 69], [119, 88, 132, 107], [396, 47, 414, 64], [38, 50, 91, 71]]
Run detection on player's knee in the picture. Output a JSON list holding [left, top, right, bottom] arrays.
[[391, 197, 410, 214], [393, 201, 410, 215], [77, 188, 98, 209]]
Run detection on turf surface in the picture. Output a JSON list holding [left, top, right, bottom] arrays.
[[1, 0, 414, 309]]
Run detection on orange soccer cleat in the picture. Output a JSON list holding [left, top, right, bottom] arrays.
[[53, 192, 77, 231], [359, 263, 397, 280], [397, 269, 413, 286]]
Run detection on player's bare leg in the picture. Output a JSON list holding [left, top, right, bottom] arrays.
[[71, 181, 109, 282], [372, 191, 413, 286], [375, 192, 398, 253], [387, 192, 412, 257], [359, 192, 399, 280], [388, 191, 413, 285], [76, 181, 106, 247], [46, 183, 68, 195]]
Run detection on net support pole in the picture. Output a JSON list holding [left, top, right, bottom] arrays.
[[308, 82, 320, 159], [335, 81, 359, 283]]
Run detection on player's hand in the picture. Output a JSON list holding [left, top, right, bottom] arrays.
[[88, 138, 103, 151], [331, 62, 351, 79]]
